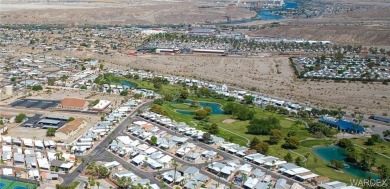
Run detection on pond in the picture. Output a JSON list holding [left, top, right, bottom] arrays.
[[257, 1, 299, 20], [312, 146, 379, 179], [175, 100, 224, 115], [119, 80, 137, 88]]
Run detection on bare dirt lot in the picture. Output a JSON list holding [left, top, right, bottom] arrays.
[[0, 0, 255, 25], [249, 24, 390, 46], [54, 50, 390, 116]]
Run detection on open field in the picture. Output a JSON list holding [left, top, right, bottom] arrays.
[[0, 0, 255, 25], [80, 52, 390, 116], [249, 24, 390, 46]]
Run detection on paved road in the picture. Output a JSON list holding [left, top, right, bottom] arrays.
[[135, 117, 306, 187], [120, 124, 233, 187], [60, 101, 307, 188], [60, 101, 152, 186]]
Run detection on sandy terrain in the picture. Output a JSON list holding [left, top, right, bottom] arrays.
[[0, 0, 256, 25], [51, 50, 389, 116], [249, 24, 390, 46]]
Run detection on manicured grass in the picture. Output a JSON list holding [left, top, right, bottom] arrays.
[[350, 138, 390, 156], [301, 139, 335, 148], [107, 75, 182, 95], [166, 103, 200, 112], [126, 81, 389, 183]]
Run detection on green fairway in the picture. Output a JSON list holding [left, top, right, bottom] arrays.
[[119, 78, 390, 184]]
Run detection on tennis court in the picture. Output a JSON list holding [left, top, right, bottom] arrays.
[[0, 178, 37, 189]]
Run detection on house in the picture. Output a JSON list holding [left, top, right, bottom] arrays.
[[185, 152, 201, 162], [162, 170, 184, 184], [313, 176, 331, 186], [55, 118, 87, 141], [114, 171, 139, 181], [184, 180, 201, 189], [28, 169, 40, 179], [41, 172, 59, 182], [3, 168, 14, 176], [274, 179, 288, 189], [201, 150, 218, 160], [178, 166, 200, 180], [244, 177, 259, 189], [13, 153, 25, 165], [59, 98, 89, 110], [104, 161, 121, 170]]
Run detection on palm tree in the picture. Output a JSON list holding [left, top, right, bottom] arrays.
[[172, 160, 179, 185], [217, 167, 222, 187], [54, 152, 61, 160], [229, 182, 234, 189], [117, 177, 132, 189], [241, 173, 247, 186]]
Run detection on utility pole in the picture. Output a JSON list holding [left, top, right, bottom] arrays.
[[24, 72, 27, 98]]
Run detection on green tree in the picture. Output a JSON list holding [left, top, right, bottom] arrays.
[[153, 99, 164, 106], [249, 137, 261, 149], [338, 138, 354, 149], [209, 123, 219, 135], [384, 130, 390, 137], [47, 78, 56, 85], [178, 89, 189, 101], [227, 96, 236, 101], [68, 117, 75, 122], [308, 122, 335, 137], [282, 136, 300, 149], [346, 148, 359, 163], [233, 105, 255, 120], [247, 117, 281, 135], [330, 160, 344, 170], [284, 152, 293, 162], [244, 95, 254, 104], [32, 85, 43, 91], [46, 128, 56, 136], [378, 165, 390, 179], [269, 129, 283, 144], [359, 148, 376, 171], [223, 103, 236, 114], [190, 101, 199, 108], [15, 113, 27, 123], [195, 109, 209, 120], [295, 156, 304, 166], [120, 90, 129, 96], [255, 141, 269, 155], [116, 177, 132, 189], [202, 133, 212, 143], [99, 63, 104, 70], [163, 93, 174, 102], [153, 82, 162, 89], [150, 136, 157, 146]]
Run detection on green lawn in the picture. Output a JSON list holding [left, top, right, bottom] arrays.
[[125, 80, 390, 184]]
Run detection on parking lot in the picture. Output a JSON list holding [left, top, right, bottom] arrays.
[[10, 99, 60, 109]]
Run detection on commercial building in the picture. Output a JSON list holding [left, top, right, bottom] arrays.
[[59, 98, 89, 110], [55, 118, 87, 141]]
